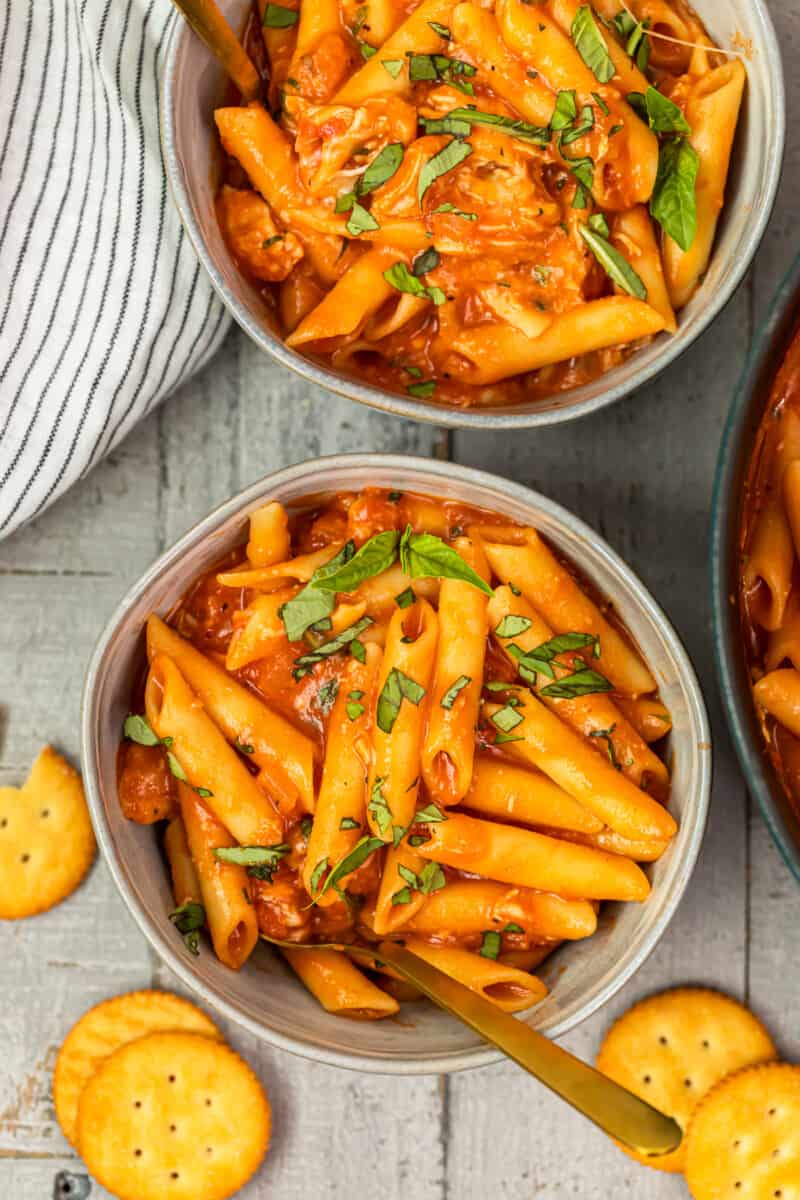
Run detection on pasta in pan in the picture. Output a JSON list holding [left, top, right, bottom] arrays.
[[214, 0, 745, 409], [118, 486, 676, 1020]]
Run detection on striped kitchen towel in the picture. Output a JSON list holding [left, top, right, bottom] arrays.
[[0, 0, 231, 539]]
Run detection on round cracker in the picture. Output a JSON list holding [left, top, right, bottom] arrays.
[[77, 1031, 271, 1200], [0, 746, 95, 919], [596, 987, 776, 1172], [54, 990, 220, 1148], [686, 1063, 800, 1200]]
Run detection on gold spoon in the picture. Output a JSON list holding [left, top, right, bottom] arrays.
[[261, 935, 681, 1157], [168, 0, 262, 102]]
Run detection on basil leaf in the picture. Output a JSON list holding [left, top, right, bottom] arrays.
[[408, 833, 429, 847], [408, 53, 475, 90], [263, 3, 298, 27], [316, 835, 385, 900], [419, 861, 446, 893], [169, 901, 205, 956], [629, 86, 690, 135], [335, 192, 356, 213], [346, 701, 365, 720], [441, 674, 471, 709], [310, 858, 329, 893], [495, 615, 532, 638], [215, 844, 290, 867], [613, 12, 651, 71], [350, 639, 367, 663], [579, 224, 646, 299], [504, 921, 524, 934], [414, 802, 447, 823], [280, 542, 355, 641], [358, 143, 404, 194], [316, 678, 339, 713], [412, 247, 440, 276], [384, 261, 445, 306], [381, 59, 403, 78], [340, 816, 361, 830], [560, 103, 595, 146], [377, 667, 426, 734], [359, 40, 376, 59], [592, 91, 609, 116], [392, 887, 413, 905], [418, 138, 473, 203], [650, 137, 699, 252], [491, 705, 524, 734], [392, 823, 407, 848], [428, 20, 450, 38], [571, 5, 615, 83], [195, 787, 214, 799], [589, 723, 620, 769], [313, 530, 399, 593], [123, 714, 160, 746], [166, 751, 188, 783], [299, 815, 313, 838], [588, 212, 609, 237], [425, 106, 549, 146], [293, 616, 374, 678], [395, 586, 416, 608], [539, 668, 613, 698], [531, 632, 598, 659], [399, 526, 492, 595], [346, 201, 380, 236], [431, 201, 477, 220], [237, 740, 255, 754], [551, 89, 577, 132], [407, 380, 437, 398], [398, 864, 419, 887], [368, 777, 393, 833], [480, 930, 502, 959], [484, 680, 521, 692]]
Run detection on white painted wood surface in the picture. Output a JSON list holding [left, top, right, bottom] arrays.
[[1, 4, 799, 1193]]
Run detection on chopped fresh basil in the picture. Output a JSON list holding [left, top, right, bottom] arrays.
[[340, 816, 361, 830], [195, 787, 213, 799], [589, 723, 620, 769], [540, 667, 613, 698], [407, 52, 476, 94], [350, 639, 367, 663], [407, 380, 437, 398], [408, 833, 429, 847], [566, 154, 594, 208], [280, 542, 355, 641], [346, 200, 380, 236], [263, 235, 283, 248], [588, 212, 610, 237], [263, 3, 298, 27], [412, 246, 440, 276], [560, 103, 595, 146], [609, 122, 623, 137], [313, 530, 399, 593], [441, 674, 471, 709], [359, 40, 376, 59], [215, 844, 290, 867], [495, 614, 532, 638], [424, 105, 549, 146], [292, 616, 374, 678], [392, 823, 407, 848], [377, 667, 426, 734], [571, 5, 615, 83], [165, 752, 187, 783], [418, 138, 473, 203], [316, 678, 340, 714], [629, 86, 690, 135], [346, 701, 365, 720], [349, 689, 364, 700], [579, 224, 646, 299], [428, 20, 451, 38], [381, 58, 403, 78], [399, 526, 492, 595], [613, 11, 651, 72], [310, 858, 329, 893], [388, 490, 404, 501], [237, 740, 255, 755], [368, 777, 392, 833], [592, 91, 610, 116], [504, 922, 524, 934], [123, 714, 161, 746], [480, 930, 502, 959], [491, 705, 524, 734], [551, 89, 577, 131], [650, 137, 699, 252], [300, 815, 313, 838], [392, 886, 413, 905], [415, 802, 447, 824], [384, 261, 445, 306], [169, 901, 205, 956], [419, 861, 446, 893], [395, 586, 416, 609], [508, 581, 521, 596], [484, 680, 521, 692], [431, 202, 477, 220], [398, 864, 418, 887], [314, 835, 385, 900], [359, 143, 404, 194]]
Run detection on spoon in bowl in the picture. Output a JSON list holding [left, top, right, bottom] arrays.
[[261, 934, 681, 1158], [167, 0, 262, 101]]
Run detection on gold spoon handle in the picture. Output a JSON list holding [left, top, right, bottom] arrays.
[[168, 0, 262, 102], [375, 943, 681, 1158]]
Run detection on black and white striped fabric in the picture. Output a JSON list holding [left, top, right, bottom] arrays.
[[0, 0, 230, 539]]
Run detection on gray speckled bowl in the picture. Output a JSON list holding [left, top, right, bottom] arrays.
[[81, 456, 711, 1073], [160, 0, 783, 430]]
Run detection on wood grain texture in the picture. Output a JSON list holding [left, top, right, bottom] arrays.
[[2, 6, 798, 1189]]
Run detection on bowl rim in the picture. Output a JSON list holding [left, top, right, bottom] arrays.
[[159, 2, 786, 432], [81, 453, 711, 1073], [710, 253, 800, 885]]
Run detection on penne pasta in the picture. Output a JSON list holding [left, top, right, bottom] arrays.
[[401, 938, 547, 1013], [145, 654, 285, 845], [333, 0, 456, 104], [246, 500, 291, 567], [407, 878, 598, 941], [753, 669, 800, 741], [463, 755, 604, 835], [178, 785, 259, 970], [282, 947, 400, 1018], [164, 815, 202, 908], [612, 207, 677, 333], [147, 616, 316, 815]]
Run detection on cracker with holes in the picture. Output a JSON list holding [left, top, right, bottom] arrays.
[[686, 1063, 800, 1200], [77, 1031, 271, 1200], [0, 746, 96, 920], [596, 987, 776, 1172], [54, 990, 221, 1148]]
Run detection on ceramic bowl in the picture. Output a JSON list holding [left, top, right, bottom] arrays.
[[82, 455, 711, 1072], [711, 255, 800, 883]]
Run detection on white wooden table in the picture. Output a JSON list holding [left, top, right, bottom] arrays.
[[2, 5, 799, 1193]]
